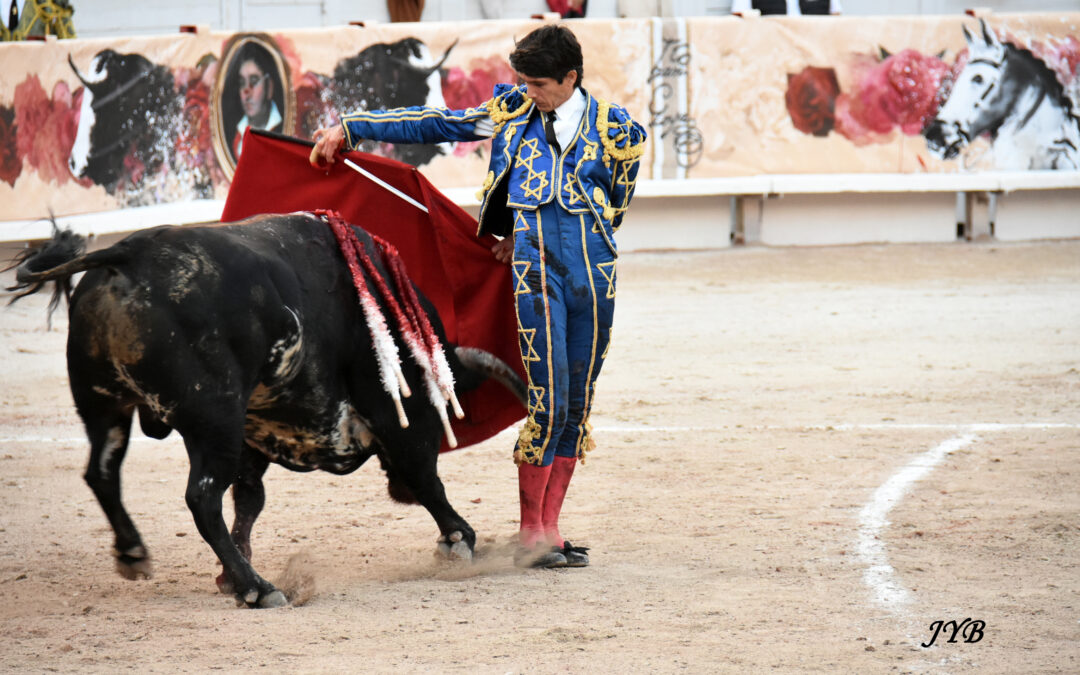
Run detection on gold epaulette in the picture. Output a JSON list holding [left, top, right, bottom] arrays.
[[487, 86, 532, 134], [596, 100, 646, 164]]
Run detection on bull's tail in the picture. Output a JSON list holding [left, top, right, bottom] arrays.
[[454, 346, 527, 408], [5, 225, 124, 326]]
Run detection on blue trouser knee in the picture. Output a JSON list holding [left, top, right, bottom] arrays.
[[511, 204, 615, 466]]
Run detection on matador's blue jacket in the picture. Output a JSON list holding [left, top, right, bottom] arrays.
[[341, 84, 647, 257]]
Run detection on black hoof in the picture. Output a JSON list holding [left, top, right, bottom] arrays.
[[114, 546, 152, 580], [436, 530, 474, 561], [235, 587, 288, 609]]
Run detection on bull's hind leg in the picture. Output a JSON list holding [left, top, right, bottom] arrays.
[[216, 445, 270, 595], [81, 406, 153, 580], [180, 423, 286, 608], [380, 434, 476, 561]]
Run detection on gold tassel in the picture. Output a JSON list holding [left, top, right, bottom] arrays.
[[513, 418, 543, 465], [475, 170, 495, 201], [577, 419, 596, 464]]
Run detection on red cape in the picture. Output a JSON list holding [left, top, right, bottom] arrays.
[[221, 129, 524, 451]]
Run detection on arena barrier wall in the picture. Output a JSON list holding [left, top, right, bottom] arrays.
[[2, 12, 1079, 246]]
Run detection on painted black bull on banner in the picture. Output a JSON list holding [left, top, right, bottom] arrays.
[[321, 37, 455, 167], [10, 214, 524, 608], [67, 49, 181, 195]]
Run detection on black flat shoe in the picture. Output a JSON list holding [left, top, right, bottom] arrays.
[[514, 546, 568, 569], [560, 541, 590, 567]]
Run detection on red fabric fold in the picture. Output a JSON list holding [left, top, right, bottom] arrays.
[[221, 129, 524, 451]]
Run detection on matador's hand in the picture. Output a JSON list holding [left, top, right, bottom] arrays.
[[310, 125, 346, 168], [491, 238, 513, 264]]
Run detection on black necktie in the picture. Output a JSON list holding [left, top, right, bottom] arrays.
[[8, 1, 19, 32], [544, 111, 561, 155]]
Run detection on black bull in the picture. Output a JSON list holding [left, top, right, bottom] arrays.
[[10, 213, 525, 608]]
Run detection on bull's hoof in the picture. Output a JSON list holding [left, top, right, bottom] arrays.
[[236, 588, 289, 609], [258, 590, 289, 608], [435, 530, 473, 562], [114, 546, 152, 580]]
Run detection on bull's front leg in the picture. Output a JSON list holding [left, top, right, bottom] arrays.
[[181, 424, 286, 608], [380, 433, 476, 561]]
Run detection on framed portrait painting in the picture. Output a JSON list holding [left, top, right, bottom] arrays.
[[212, 33, 295, 178]]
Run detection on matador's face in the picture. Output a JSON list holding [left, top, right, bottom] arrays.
[[517, 69, 578, 113]]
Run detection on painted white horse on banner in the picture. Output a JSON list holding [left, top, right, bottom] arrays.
[[923, 20, 1080, 170]]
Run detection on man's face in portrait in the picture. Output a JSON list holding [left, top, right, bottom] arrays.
[[238, 59, 273, 126]]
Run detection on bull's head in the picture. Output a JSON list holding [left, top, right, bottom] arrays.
[[68, 49, 175, 191], [330, 38, 457, 167]]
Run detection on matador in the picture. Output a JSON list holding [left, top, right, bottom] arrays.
[[311, 24, 646, 568]]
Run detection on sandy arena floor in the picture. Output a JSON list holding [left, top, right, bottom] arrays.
[[1, 239, 1078, 673]]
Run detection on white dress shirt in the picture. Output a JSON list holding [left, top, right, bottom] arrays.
[[472, 86, 586, 153], [550, 87, 586, 153]]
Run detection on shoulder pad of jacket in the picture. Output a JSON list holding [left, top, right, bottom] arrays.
[[597, 100, 647, 162], [488, 84, 532, 130]]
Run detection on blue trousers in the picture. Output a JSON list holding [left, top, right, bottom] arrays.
[[511, 202, 615, 466]]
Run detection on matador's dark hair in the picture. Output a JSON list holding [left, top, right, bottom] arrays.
[[509, 24, 584, 87]]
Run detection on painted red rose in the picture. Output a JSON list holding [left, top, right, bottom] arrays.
[[441, 57, 516, 110], [833, 49, 950, 143], [14, 75, 79, 184], [294, 70, 331, 138], [442, 67, 481, 111], [440, 57, 515, 156], [176, 69, 212, 168], [832, 93, 874, 147], [0, 106, 20, 186], [875, 49, 949, 134], [785, 66, 840, 137], [169, 58, 226, 188]]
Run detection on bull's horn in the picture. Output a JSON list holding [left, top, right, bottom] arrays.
[[68, 54, 92, 87], [425, 38, 458, 76], [455, 346, 527, 408]]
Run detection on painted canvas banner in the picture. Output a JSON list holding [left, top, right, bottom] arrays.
[[1, 13, 1078, 223], [0, 19, 652, 222], [688, 12, 1080, 175]]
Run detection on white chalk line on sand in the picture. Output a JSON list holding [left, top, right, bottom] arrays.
[[855, 433, 978, 610]]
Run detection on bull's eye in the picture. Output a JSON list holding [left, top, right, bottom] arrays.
[[972, 74, 983, 85]]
